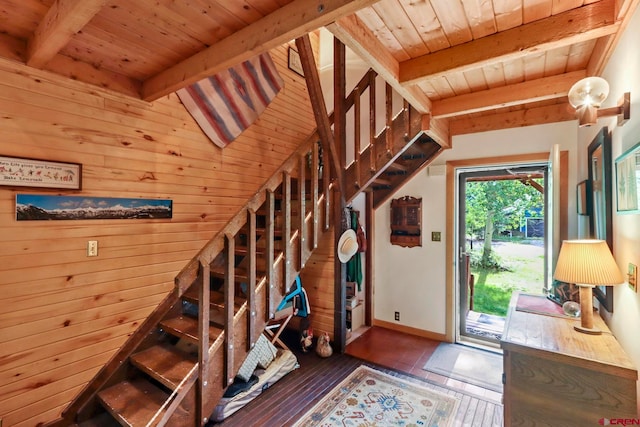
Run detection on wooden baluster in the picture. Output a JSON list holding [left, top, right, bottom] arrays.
[[283, 171, 292, 290], [198, 258, 210, 425], [385, 82, 392, 156], [298, 154, 306, 268], [403, 99, 409, 140], [312, 142, 319, 249], [369, 72, 376, 173], [224, 233, 235, 386], [247, 209, 256, 349], [323, 146, 331, 232], [266, 190, 275, 319], [354, 87, 361, 189]]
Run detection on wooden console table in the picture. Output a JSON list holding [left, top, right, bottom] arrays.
[[501, 293, 637, 426]]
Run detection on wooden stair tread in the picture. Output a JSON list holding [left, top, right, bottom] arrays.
[[182, 288, 245, 309], [387, 162, 408, 172], [160, 315, 223, 344], [234, 245, 266, 256], [373, 176, 392, 186], [97, 379, 169, 427], [209, 266, 265, 282], [130, 343, 197, 390]]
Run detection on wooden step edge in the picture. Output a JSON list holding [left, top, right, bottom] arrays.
[[387, 162, 409, 172], [209, 267, 266, 282], [373, 176, 392, 186], [130, 343, 197, 390], [159, 315, 223, 344], [234, 246, 266, 256], [97, 379, 168, 427], [182, 288, 246, 310]]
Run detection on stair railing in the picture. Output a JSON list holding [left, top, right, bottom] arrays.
[[55, 60, 431, 427], [153, 130, 333, 425], [158, 61, 437, 423]]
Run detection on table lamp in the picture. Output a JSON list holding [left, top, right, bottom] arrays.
[[553, 240, 624, 334]]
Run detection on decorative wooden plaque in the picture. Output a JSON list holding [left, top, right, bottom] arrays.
[[390, 196, 421, 247]]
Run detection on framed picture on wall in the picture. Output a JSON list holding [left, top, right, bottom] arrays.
[[576, 180, 590, 215], [615, 141, 640, 214], [587, 127, 614, 312], [0, 155, 81, 190]]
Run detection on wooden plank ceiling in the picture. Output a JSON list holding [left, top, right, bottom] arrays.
[[0, 0, 637, 145]]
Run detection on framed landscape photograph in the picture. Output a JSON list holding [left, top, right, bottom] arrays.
[[0, 155, 81, 190], [615, 142, 640, 214], [16, 194, 172, 221]]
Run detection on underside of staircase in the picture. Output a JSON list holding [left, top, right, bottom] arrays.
[[48, 36, 444, 427]]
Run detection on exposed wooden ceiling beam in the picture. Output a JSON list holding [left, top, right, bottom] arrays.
[[142, 0, 380, 101], [328, 14, 432, 113], [400, 0, 619, 85], [588, 0, 640, 75], [449, 103, 576, 136], [431, 70, 586, 118], [27, 0, 105, 68], [328, 14, 452, 147], [422, 114, 450, 149]]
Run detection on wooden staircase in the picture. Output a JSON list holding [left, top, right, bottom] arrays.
[[47, 134, 332, 427], [49, 48, 443, 427], [339, 70, 444, 208]]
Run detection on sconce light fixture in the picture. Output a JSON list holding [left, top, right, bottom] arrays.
[[568, 77, 630, 127]]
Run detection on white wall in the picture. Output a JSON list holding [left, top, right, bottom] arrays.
[[586, 4, 640, 406], [374, 120, 579, 334]]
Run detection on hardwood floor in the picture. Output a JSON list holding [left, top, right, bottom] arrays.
[[210, 326, 503, 426]]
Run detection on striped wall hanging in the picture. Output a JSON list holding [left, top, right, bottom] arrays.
[[177, 52, 284, 149]]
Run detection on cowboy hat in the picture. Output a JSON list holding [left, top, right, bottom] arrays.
[[337, 229, 358, 263]]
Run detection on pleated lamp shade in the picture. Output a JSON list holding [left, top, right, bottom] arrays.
[[554, 240, 624, 286]]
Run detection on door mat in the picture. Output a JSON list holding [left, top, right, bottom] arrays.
[[293, 365, 460, 427], [423, 343, 503, 393]]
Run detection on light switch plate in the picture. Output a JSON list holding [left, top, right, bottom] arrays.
[[431, 231, 441, 242], [87, 240, 98, 257]]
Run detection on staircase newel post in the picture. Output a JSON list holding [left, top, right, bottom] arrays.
[[197, 258, 211, 425], [224, 233, 235, 387]]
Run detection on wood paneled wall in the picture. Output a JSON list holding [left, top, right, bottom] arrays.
[[0, 41, 317, 426]]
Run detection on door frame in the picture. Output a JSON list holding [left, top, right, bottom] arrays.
[[444, 152, 568, 342], [457, 165, 548, 344]]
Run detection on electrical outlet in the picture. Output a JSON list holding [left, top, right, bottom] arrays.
[[394, 311, 400, 321], [432, 231, 441, 242], [87, 240, 98, 257]]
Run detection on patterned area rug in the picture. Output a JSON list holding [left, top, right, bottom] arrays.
[[293, 365, 460, 427]]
